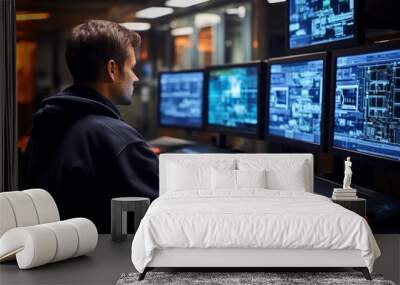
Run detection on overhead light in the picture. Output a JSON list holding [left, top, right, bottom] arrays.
[[171, 27, 194, 36], [135, 7, 174, 19], [165, 0, 209, 8], [267, 0, 286, 3], [194, 13, 221, 28], [16, 12, 50, 21], [120, 22, 151, 31], [226, 6, 246, 18]]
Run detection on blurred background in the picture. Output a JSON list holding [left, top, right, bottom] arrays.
[[16, 0, 262, 153], [15, 0, 400, 232]]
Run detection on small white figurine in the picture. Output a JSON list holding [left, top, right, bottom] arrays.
[[343, 157, 352, 189]]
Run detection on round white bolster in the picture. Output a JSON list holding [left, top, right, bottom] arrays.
[[0, 196, 17, 237], [0, 189, 60, 238], [23, 188, 60, 224], [0, 218, 98, 269]]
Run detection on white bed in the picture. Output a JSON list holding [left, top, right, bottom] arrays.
[[131, 154, 380, 280]]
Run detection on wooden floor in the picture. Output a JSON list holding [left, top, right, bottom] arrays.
[[0, 235, 134, 285]]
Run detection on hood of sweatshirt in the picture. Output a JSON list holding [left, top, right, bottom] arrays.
[[30, 84, 121, 142]]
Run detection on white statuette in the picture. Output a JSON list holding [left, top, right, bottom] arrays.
[[343, 157, 352, 190]]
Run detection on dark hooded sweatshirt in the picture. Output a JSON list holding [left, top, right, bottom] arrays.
[[22, 85, 159, 233]]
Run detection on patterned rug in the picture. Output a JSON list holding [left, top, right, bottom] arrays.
[[116, 271, 396, 285]]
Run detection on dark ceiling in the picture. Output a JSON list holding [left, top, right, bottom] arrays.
[[16, 0, 162, 38], [15, 0, 400, 39]]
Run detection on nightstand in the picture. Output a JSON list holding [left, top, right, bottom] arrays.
[[332, 198, 366, 218], [111, 197, 150, 242]]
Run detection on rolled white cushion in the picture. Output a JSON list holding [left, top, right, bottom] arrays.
[[0, 218, 98, 269], [0, 196, 17, 237], [65, 218, 98, 257], [1, 191, 39, 227], [0, 226, 57, 269], [23, 189, 60, 223], [42, 221, 79, 262]]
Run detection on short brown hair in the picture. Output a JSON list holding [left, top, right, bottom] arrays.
[[65, 20, 141, 83]]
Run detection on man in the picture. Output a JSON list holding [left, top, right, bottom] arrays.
[[23, 20, 159, 233]]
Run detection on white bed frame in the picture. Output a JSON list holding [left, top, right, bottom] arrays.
[[139, 154, 371, 280]]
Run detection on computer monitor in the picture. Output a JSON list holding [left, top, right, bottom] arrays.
[[206, 62, 265, 138], [330, 42, 400, 162], [158, 70, 205, 129], [288, 0, 363, 53], [266, 52, 328, 150]]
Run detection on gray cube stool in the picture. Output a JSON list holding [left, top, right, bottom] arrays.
[[111, 197, 150, 242]]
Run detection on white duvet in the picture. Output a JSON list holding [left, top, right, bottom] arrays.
[[131, 190, 380, 273]]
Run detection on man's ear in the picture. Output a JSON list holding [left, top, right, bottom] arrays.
[[106, 59, 119, 82]]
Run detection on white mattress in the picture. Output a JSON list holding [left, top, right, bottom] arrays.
[[131, 190, 380, 273]]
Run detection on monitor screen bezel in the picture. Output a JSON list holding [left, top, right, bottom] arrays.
[[286, 0, 365, 54], [265, 52, 330, 152], [329, 41, 400, 164], [157, 69, 206, 130], [205, 61, 266, 140]]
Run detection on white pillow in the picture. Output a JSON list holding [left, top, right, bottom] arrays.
[[236, 169, 267, 189], [266, 162, 307, 191], [211, 169, 268, 190], [211, 169, 237, 190], [166, 159, 236, 192], [237, 159, 308, 191], [167, 163, 211, 191]]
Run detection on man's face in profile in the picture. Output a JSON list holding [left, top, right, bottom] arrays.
[[112, 45, 139, 105]]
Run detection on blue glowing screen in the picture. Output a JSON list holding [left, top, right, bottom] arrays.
[[289, 0, 355, 49], [268, 59, 324, 145], [159, 72, 204, 128], [333, 49, 400, 161], [207, 66, 259, 133]]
